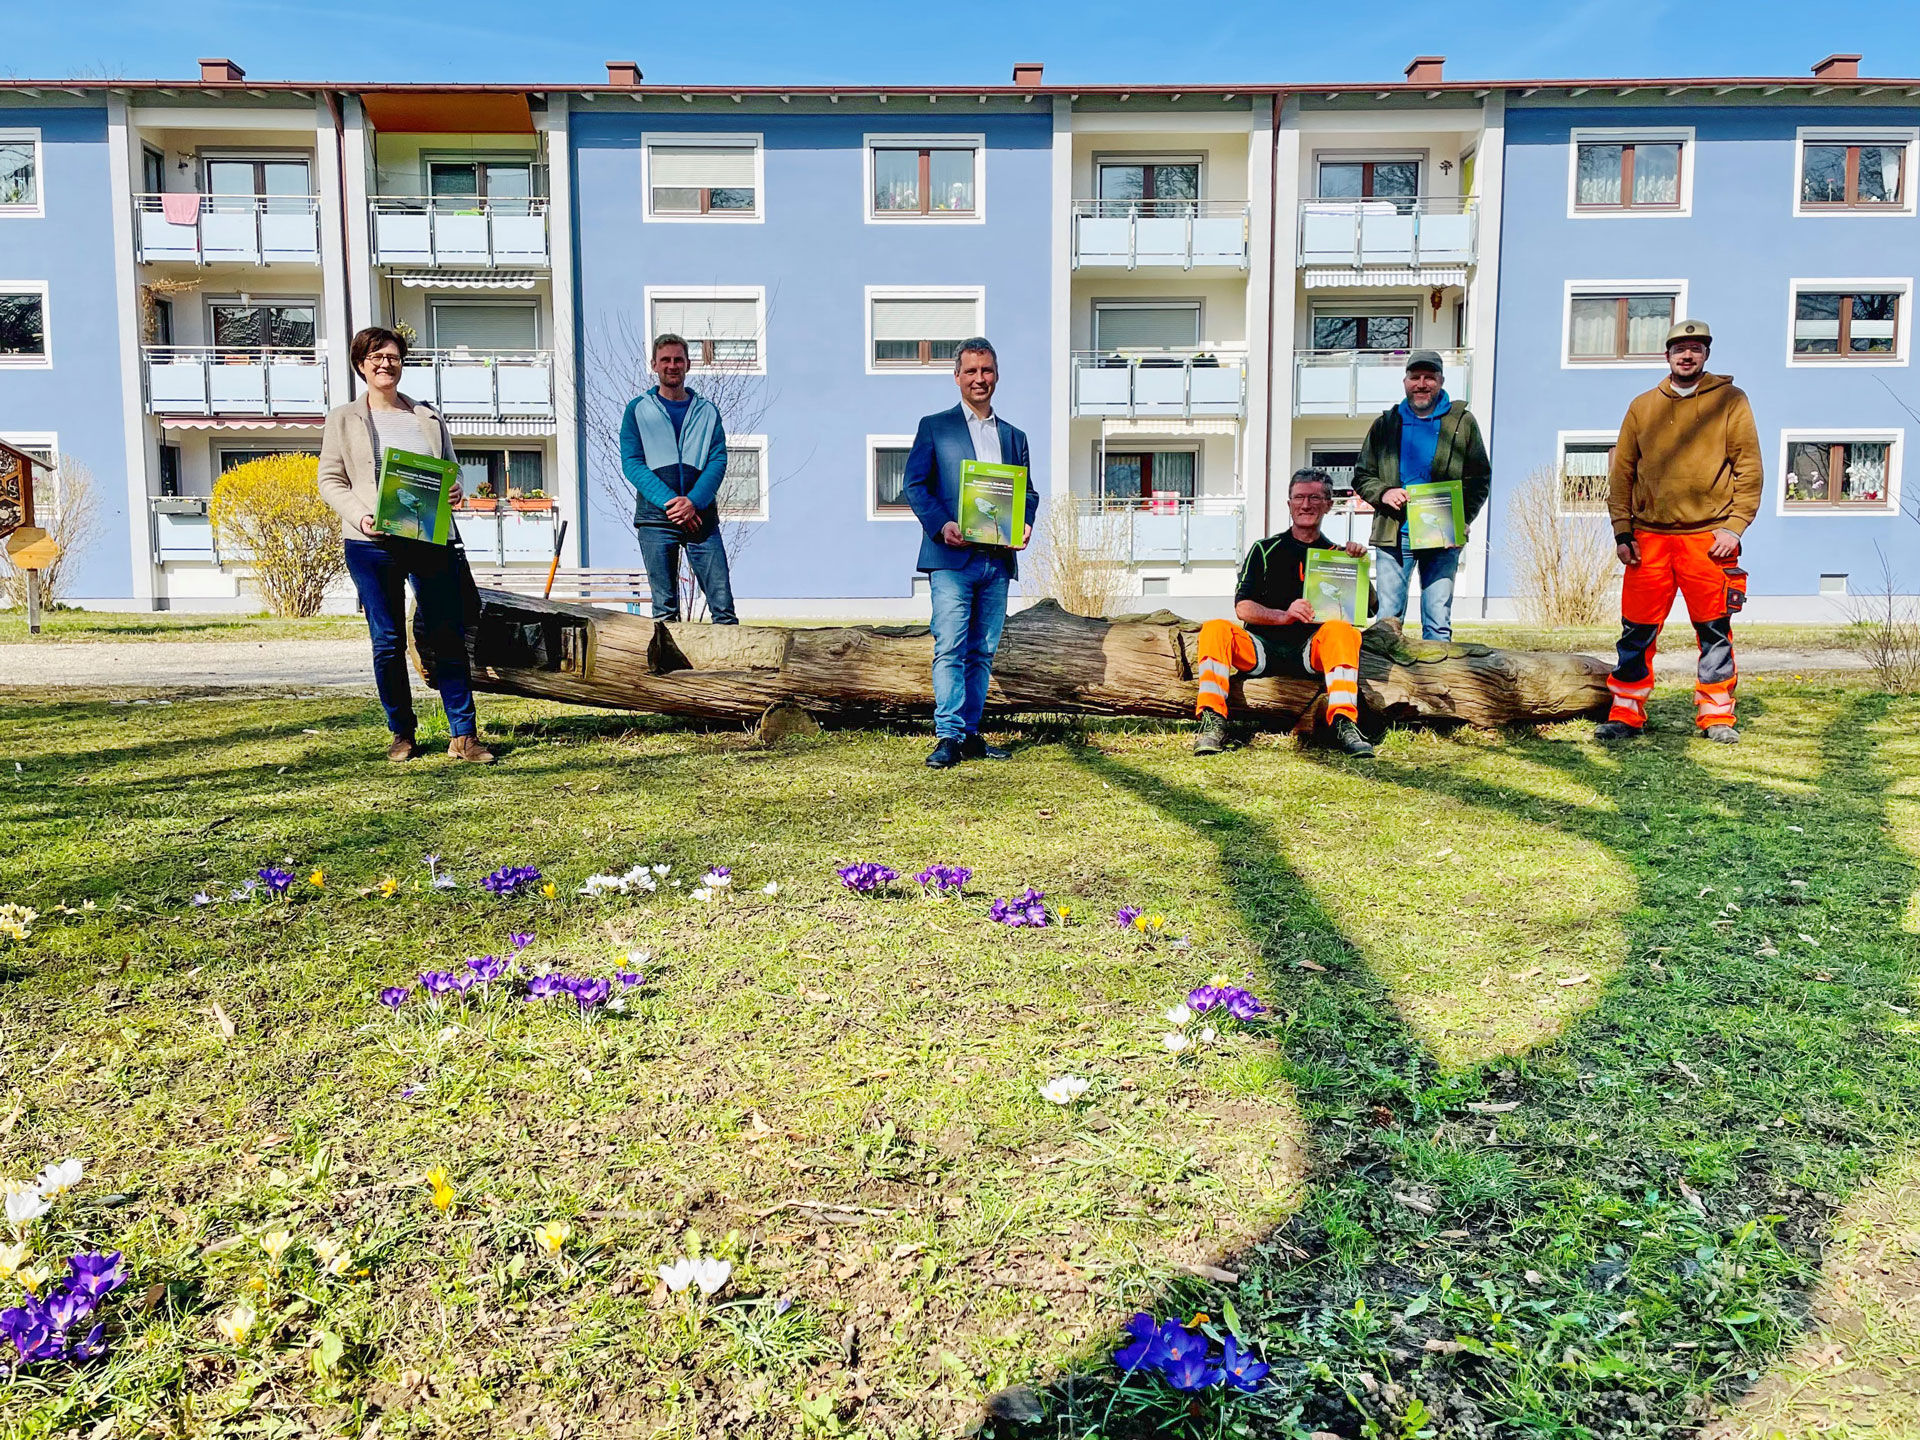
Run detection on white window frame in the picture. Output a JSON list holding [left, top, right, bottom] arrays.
[[1775, 429, 1902, 517], [1554, 430, 1619, 516], [425, 297, 541, 351], [0, 129, 45, 219], [643, 285, 768, 377], [1793, 127, 1918, 219], [1560, 279, 1689, 370], [641, 133, 765, 224], [0, 281, 51, 368], [864, 285, 984, 377], [1566, 127, 1695, 220], [1784, 277, 1911, 368], [1094, 443, 1203, 502], [717, 433, 770, 522], [867, 434, 919, 521], [1309, 150, 1426, 200], [864, 133, 985, 225]]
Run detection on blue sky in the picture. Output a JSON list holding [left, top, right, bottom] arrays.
[[10, 0, 1920, 86]]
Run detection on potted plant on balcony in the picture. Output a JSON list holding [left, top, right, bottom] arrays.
[[508, 488, 554, 513], [460, 482, 497, 512]]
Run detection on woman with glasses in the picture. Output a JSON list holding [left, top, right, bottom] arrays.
[[318, 326, 494, 764]]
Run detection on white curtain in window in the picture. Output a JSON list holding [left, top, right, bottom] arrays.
[[1095, 305, 1200, 350], [719, 447, 762, 511], [1624, 297, 1673, 355], [872, 297, 977, 342], [1568, 299, 1618, 356], [1633, 144, 1681, 205], [1576, 145, 1622, 205], [1563, 446, 1612, 476], [654, 297, 760, 341], [649, 145, 756, 189]]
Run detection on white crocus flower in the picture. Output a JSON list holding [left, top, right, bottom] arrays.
[[658, 1257, 697, 1293], [5, 1190, 50, 1224], [1198, 1027, 1217, 1045], [703, 870, 732, 889], [33, 1158, 82, 1199], [690, 887, 713, 903], [761, 881, 780, 896], [1164, 1003, 1192, 1027], [1161, 1032, 1192, 1055], [690, 1257, 732, 1295], [1039, 1076, 1091, 1105], [652, 864, 671, 877]]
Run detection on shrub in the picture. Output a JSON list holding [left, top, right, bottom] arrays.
[[1506, 465, 1619, 627], [209, 454, 344, 618], [0, 454, 102, 610], [1844, 546, 1920, 693], [1027, 497, 1133, 619]]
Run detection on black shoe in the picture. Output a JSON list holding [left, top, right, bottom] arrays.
[[1193, 711, 1227, 756], [926, 737, 965, 769], [961, 734, 1010, 761], [1593, 720, 1642, 742], [1331, 716, 1376, 758]]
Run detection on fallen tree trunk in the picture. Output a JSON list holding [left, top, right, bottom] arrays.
[[428, 589, 1612, 731]]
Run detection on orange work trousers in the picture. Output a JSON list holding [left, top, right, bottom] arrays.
[[1195, 618, 1361, 723], [1607, 530, 1738, 730]]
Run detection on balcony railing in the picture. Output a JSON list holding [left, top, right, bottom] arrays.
[[1076, 496, 1244, 566], [1071, 200, 1250, 270], [400, 349, 555, 420], [371, 197, 551, 267], [144, 347, 328, 417], [135, 194, 322, 265], [1071, 350, 1247, 420], [1296, 196, 1476, 269], [1293, 348, 1472, 418]]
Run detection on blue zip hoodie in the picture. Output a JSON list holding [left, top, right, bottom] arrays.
[[619, 387, 728, 526], [1394, 390, 1451, 546]]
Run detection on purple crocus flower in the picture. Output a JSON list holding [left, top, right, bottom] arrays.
[[65, 1322, 106, 1362], [915, 864, 972, 893], [42, 1288, 90, 1332], [1115, 906, 1143, 929], [1218, 1334, 1269, 1393], [708, 866, 731, 880], [616, 970, 642, 987], [65, 1252, 126, 1306], [418, 970, 461, 997], [481, 865, 542, 896], [507, 932, 533, 951], [257, 867, 294, 896], [378, 986, 411, 1010], [1223, 987, 1268, 1021], [467, 954, 507, 984], [1, 1299, 62, 1363], [1187, 985, 1223, 1013], [1113, 1312, 1165, 1372], [525, 973, 564, 1001], [836, 862, 898, 895], [991, 887, 1049, 928], [566, 977, 612, 1010], [1154, 1322, 1222, 1391]]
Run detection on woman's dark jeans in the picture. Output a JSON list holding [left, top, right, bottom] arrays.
[[343, 537, 477, 738]]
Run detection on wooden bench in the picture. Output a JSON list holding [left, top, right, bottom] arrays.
[[472, 567, 653, 610]]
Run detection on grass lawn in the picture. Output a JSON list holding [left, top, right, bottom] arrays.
[[0, 678, 1916, 1438], [0, 612, 364, 645]]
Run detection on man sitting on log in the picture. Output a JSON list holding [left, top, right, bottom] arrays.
[[1194, 468, 1375, 758]]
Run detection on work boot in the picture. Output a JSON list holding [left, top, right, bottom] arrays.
[[386, 733, 418, 764], [1593, 720, 1642, 742], [961, 734, 1011, 761], [1702, 724, 1740, 744], [1193, 711, 1227, 756], [448, 734, 496, 765], [926, 737, 964, 770], [1331, 716, 1376, 758]]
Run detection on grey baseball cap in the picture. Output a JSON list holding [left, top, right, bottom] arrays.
[[1404, 349, 1444, 374]]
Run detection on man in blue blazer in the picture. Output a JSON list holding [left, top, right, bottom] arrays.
[[903, 337, 1041, 769]]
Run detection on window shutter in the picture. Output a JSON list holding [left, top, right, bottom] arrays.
[[650, 145, 757, 190], [654, 297, 760, 340], [1095, 306, 1200, 350], [872, 297, 977, 342]]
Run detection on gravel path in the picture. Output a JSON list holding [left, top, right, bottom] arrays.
[[0, 638, 1869, 694]]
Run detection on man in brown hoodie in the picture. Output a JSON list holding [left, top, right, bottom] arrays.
[[1596, 318, 1762, 745]]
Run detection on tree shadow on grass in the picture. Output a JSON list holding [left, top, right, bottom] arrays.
[[1008, 690, 1920, 1438]]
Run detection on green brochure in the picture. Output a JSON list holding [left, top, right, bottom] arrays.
[[1404, 479, 1466, 550], [373, 446, 458, 545], [958, 460, 1029, 549], [1303, 547, 1370, 625]]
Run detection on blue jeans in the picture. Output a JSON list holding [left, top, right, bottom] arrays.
[[1373, 543, 1461, 641], [636, 524, 737, 624], [928, 552, 1010, 740], [343, 537, 477, 739]]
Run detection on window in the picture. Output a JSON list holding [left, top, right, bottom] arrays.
[[1557, 436, 1616, 514], [1095, 158, 1200, 216], [1790, 286, 1905, 362], [1316, 158, 1420, 201], [204, 157, 311, 216], [645, 135, 761, 219], [210, 300, 317, 350], [1569, 129, 1693, 217], [429, 301, 538, 351], [1308, 445, 1362, 498], [717, 437, 768, 520], [158, 442, 182, 496], [452, 448, 544, 501], [142, 147, 164, 197], [217, 446, 319, 473], [1310, 311, 1414, 351], [1780, 434, 1900, 513], [0, 285, 49, 365], [1797, 130, 1914, 214], [1564, 286, 1682, 365], [1093, 301, 1200, 352], [868, 136, 980, 219], [1101, 450, 1196, 502], [648, 290, 764, 371], [869, 437, 917, 518], [0, 130, 41, 216], [428, 158, 535, 213], [868, 289, 981, 371]]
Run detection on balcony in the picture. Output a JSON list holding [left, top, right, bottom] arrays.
[[1293, 348, 1472, 418], [1296, 197, 1476, 279], [135, 195, 322, 266], [1077, 497, 1245, 566], [1071, 200, 1250, 271], [400, 350, 555, 421], [144, 348, 328, 418], [371, 197, 551, 269], [1071, 350, 1247, 421]]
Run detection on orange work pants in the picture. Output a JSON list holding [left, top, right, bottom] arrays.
[[1195, 618, 1361, 723], [1606, 530, 1738, 730]]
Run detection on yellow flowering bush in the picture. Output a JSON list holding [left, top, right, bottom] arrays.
[[208, 455, 343, 618]]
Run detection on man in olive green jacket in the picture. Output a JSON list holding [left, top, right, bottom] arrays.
[[1351, 351, 1492, 641]]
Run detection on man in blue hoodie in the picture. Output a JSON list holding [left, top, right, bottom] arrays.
[[619, 334, 736, 624], [1352, 350, 1491, 642]]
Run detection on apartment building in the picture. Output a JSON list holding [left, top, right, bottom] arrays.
[[2, 53, 1914, 618]]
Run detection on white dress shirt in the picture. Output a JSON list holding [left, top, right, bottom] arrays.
[[960, 402, 1001, 467]]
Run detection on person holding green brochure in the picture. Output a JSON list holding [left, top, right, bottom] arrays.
[[1353, 350, 1491, 642], [318, 326, 493, 766]]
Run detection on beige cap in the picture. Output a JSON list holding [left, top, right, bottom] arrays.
[[1665, 318, 1712, 346]]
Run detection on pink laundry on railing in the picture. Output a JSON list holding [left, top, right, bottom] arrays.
[[160, 193, 203, 225]]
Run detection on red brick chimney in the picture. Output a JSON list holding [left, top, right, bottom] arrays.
[[1404, 56, 1445, 84], [1012, 62, 1044, 88], [199, 58, 246, 84], [606, 61, 643, 87], [1812, 53, 1861, 80]]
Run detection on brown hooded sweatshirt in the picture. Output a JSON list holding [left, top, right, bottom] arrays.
[[1607, 372, 1762, 542]]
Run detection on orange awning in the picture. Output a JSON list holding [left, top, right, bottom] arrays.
[[360, 91, 533, 135]]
